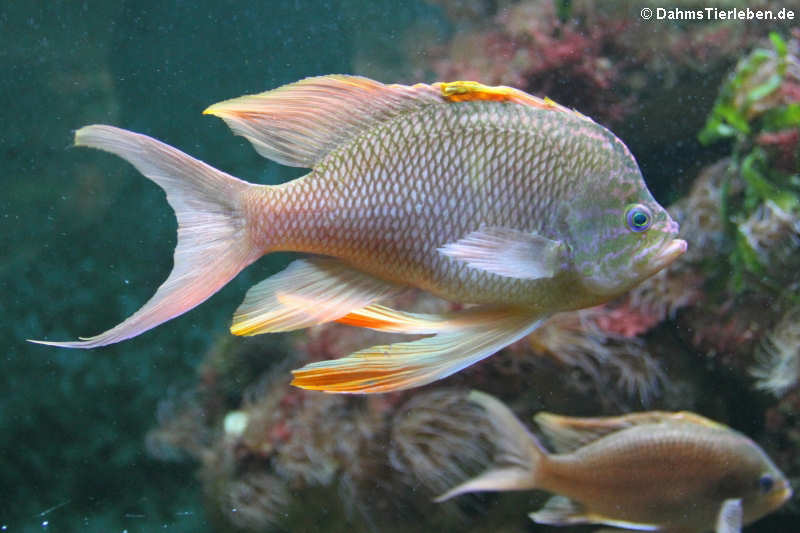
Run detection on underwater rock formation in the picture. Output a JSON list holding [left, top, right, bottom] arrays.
[[683, 30, 800, 376], [147, 358, 494, 532]]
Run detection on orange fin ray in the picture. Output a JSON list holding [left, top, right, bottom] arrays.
[[292, 308, 544, 393], [334, 303, 510, 334]]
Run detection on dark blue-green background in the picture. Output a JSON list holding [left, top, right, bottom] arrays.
[[1, 2, 443, 531]]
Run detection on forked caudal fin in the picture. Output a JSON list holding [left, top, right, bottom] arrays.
[[435, 391, 546, 501], [29, 125, 259, 348]]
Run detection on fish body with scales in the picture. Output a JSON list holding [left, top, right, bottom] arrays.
[[250, 100, 658, 310], [31, 76, 685, 393], [438, 392, 793, 533]]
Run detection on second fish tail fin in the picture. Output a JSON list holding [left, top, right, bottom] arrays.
[[30, 125, 261, 349], [435, 391, 545, 502]]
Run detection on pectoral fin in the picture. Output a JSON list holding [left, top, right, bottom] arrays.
[[716, 499, 743, 533], [230, 258, 400, 335], [438, 227, 566, 280], [291, 307, 544, 393]]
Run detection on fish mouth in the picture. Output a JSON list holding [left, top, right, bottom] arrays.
[[776, 481, 793, 505], [762, 482, 794, 514], [650, 238, 687, 273]]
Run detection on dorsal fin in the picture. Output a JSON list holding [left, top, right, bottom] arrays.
[[203, 75, 442, 167], [534, 411, 726, 454], [203, 75, 584, 169]]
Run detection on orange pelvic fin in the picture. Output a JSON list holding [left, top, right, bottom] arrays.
[[335, 304, 455, 334], [292, 307, 544, 393], [335, 303, 519, 334]]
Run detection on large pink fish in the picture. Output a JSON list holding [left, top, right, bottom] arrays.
[[32, 76, 686, 393]]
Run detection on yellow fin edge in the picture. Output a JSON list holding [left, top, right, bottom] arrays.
[[439, 81, 521, 102], [438, 81, 584, 119]]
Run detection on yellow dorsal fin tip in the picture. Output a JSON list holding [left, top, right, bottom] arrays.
[[202, 104, 222, 116], [439, 81, 573, 114], [440, 81, 516, 102]]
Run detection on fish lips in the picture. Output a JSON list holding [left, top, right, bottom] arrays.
[[757, 480, 794, 520], [775, 480, 793, 507], [649, 238, 687, 273]]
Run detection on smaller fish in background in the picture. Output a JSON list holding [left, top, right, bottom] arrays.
[[438, 391, 792, 533]]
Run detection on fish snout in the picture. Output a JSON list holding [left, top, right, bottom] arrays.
[[777, 479, 793, 505], [663, 218, 680, 235], [649, 238, 687, 273]]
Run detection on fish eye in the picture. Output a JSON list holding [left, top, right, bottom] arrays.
[[625, 204, 652, 232], [758, 474, 774, 493]]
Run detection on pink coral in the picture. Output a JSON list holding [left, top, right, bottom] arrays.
[[428, 0, 632, 123], [417, 0, 775, 127]]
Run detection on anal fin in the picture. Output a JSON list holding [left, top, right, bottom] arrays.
[[530, 496, 659, 531], [230, 258, 400, 335], [529, 496, 589, 526]]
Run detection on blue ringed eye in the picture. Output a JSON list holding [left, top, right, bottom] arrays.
[[625, 204, 652, 232], [759, 475, 774, 493]]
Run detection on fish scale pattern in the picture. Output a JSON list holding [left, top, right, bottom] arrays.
[[247, 100, 628, 310]]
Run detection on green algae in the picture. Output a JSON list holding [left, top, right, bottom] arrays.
[[699, 31, 800, 294]]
